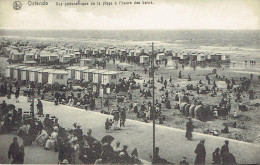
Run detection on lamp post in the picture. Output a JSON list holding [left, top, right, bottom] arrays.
[[30, 88, 35, 121], [100, 87, 103, 112], [152, 42, 156, 163], [107, 87, 110, 113]]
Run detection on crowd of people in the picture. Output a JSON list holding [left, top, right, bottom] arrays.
[[1, 48, 259, 164], [2, 102, 145, 164]]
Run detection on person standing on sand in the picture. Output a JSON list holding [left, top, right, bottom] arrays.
[[164, 80, 167, 89], [179, 71, 182, 79], [194, 139, 206, 165]]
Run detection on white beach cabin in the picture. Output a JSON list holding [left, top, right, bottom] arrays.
[[99, 48, 106, 55], [209, 53, 222, 61], [38, 69, 54, 84], [24, 53, 35, 62], [11, 52, 24, 61], [128, 50, 135, 57], [6, 65, 19, 79], [179, 53, 189, 60], [101, 71, 121, 85], [29, 68, 43, 82], [156, 53, 166, 61], [221, 54, 230, 62], [21, 67, 35, 81], [13, 65, 26, 80], [83, 69, 97, 82], [134, 50, 141, 57], [197, 54, 206, 62], [48, 70, 68, 86], [75, 67, 89, 80], [80, 58, 94, 67], [65, 66, 79, 79], [93, 70, 107, 84], [140, 55, 150, 64], [60, 55, 71, 63]]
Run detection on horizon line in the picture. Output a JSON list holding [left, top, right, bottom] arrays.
[[0, 28, 259, 31]]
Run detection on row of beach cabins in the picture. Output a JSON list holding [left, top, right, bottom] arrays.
[[5, 64, 122, 86], [2, 41, 230, 65]]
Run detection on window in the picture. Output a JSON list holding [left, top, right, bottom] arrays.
[[56, 74, 64, 79], [111, 75, 116, 79]]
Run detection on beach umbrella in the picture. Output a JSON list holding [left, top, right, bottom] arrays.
[[101, 135, 114, 144]]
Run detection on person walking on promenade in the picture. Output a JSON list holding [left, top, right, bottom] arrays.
[[185, 118, 194, 140], [212, 148, 221, 164], [16, 145, 25, 164], [221, 140, 229, 162], [194, 139, 206, 165], [36, 99, 44, 117], [8, 137, 20, 163]]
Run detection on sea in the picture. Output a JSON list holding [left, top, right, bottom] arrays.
[[0, 29, 260, 73]]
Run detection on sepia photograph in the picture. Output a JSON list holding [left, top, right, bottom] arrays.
[[0, 0, 259, 164]]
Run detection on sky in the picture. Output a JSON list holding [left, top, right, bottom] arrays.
[[0, 0, 259, 30]]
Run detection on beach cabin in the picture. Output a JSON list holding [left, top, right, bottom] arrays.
[[39, 54, 50, 63], [75, 67, 89, 80], [134, 50, 141, 57], [108, 49, 116, 56], [60, 55, 71, 63], [179, 53, 189, 60], [158, 48, 165, 53], [24, 53, 35, 62], [164, 49, 172, 55], [11, 52, 24, 61], [6, 65, 19, 79], [172, 51, 179, 58], [38, 69, 54, 84], [93, 70, 107, 84], [80, 58, 94, 66], [83, 69, 97, 82], [128, 50, 135, 57], [70, 54, 76, 59], [21, 67, 35, 81], [209, 53, 222, 61], [84, 49, 91, 55], [101, 71, 121, 85], [197, 54, 206, 62], [13, 65, 26, 80], [156, 53, 166, 61], [99, 48, 106, 55], [48, 70, 68, 86], [119, 49, 127, 56], [92, 50, 99, 56], [29, 68, 43, 82], [65, 66, 79, 79], [49, 54, 59, 62], [140, 55, 150, 64], [189, 53, 197, 61], [221, 54, 230, 62], [74, 52, 81, 59]]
